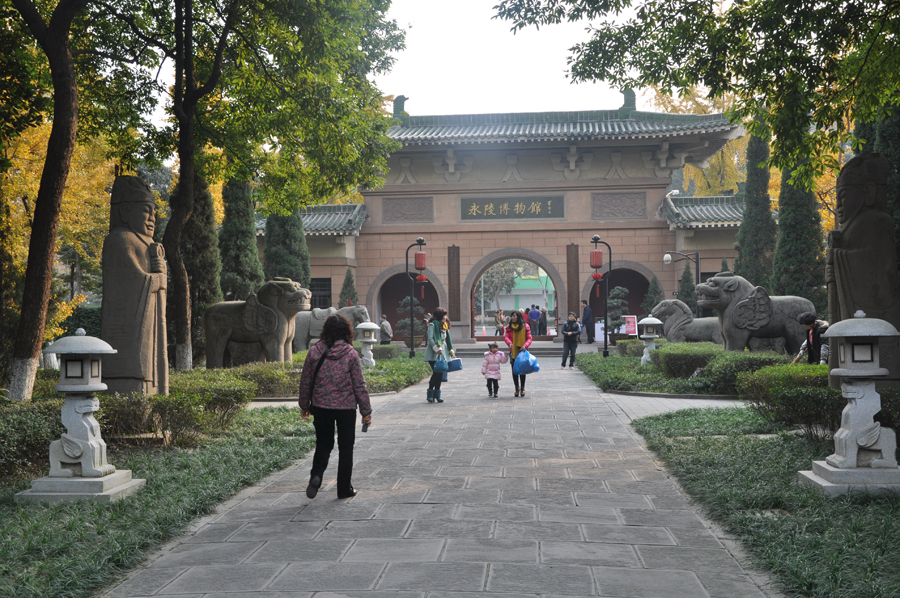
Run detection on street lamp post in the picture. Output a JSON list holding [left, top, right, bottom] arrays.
[[406, 237, 426, 359], [591, 235, 612, 358], [663, 251, 701, 317]]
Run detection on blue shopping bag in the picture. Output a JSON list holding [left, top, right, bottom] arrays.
[[433, 355, 449, 373], [513, 350, 540, 375], [447, 357, 463, 372]]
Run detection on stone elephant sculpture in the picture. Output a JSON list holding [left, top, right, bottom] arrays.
[[695, 272, 813, 353], [205, 278, 311, 368], [293, 304, 370, 352], [650, 299, 723, 344]]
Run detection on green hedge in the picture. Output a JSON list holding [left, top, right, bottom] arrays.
[[32, 369, 63, 400], [697, 351, 791, 394], [364, 357, 433, 394], [373, 344, 401, 360], [615, 338, 667, 357], [60, 304, 101, 338], [0, 399, 65, 478], [651, 342, 722, 378], [576, 353, 707, 394]]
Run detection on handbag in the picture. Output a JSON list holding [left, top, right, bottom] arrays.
[[513, 349, 540, 375], [433, 354, 449, 373], [447, 357, 463, 372]]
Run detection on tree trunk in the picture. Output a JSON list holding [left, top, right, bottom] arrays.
[[8, 0, 86, 401]]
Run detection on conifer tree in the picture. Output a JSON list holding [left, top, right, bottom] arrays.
[[339, 267, 358, 306], [607, 286, 630, 330], [678, 261, 698, 315], [640, 275, 663, 317], [721, 257, 729, 272], [771, 165, 826, 313], [178, 175, 223, 364], [734, 132, 777, 288], [263, 210, 310, 287], [219, 178, 265, 301]]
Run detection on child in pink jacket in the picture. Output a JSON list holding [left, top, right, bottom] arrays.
[[481, 342, 509, 398]]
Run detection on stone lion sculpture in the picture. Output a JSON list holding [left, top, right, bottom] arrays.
[[205, 278, 311, 368], [293, 304, 370, 352], [650, 299, 723, 344], [695, 272, 813, 353]]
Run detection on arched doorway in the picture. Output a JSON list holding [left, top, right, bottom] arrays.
[[463, 248, 567, 341], [377, 272, 439, 341], [588, 268, 650, 330]]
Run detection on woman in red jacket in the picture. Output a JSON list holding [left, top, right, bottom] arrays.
[[504, 310, 533, 397], [299, 314, 372, 499]]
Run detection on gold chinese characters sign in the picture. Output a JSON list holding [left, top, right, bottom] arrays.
[[460, 196, 565, 221]]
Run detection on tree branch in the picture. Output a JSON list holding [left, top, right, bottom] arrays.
[[194, 1, 240, 100]]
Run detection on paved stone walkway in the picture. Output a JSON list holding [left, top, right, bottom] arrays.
[[104, 358, 776, 598]]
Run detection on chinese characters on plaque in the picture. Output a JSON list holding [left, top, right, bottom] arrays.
[[460, 196, 565, 221]]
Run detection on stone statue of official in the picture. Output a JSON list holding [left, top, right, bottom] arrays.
[[100, 176, 169, 395]]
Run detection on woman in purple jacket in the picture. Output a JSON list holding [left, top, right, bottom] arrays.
[[299, 314, 372, 499]]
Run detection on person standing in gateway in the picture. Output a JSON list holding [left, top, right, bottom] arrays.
[[529, 305, 541, 336], [379, 314, 393, 345], [581, 299, 594, 344]]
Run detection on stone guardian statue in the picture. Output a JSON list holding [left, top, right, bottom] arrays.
[[100, 176, 169, 395], [827, 153, 900, 383]]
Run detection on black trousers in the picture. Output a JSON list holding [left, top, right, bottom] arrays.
[[510, 362, 526, 389], [310, 406, 357, 496], [427, 361, 444, 390], [586, 323, 594, 343], [562, 342, 577, 366], [380, 340, 391, 345], [487, 379, 499, 394]]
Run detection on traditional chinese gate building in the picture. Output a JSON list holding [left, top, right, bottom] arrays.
[[258, 92, 746, 342]]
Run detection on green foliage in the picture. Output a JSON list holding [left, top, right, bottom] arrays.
[[630, 408, 900, 598], [263, 210, 310, 288], [721, 257, 729, 271], [31, 369, 63, 399], [481, 260, 526, 309], [632, 406, 782, 439], [615, 338, 667, 357], [607, 286, 630, 330], [219, 177, 265, 301], [771, 165, 827, 313], [60, 305, 101, 338], [678, 261, 697, 314], [652, 342, 723, 378], [640, 275, 663, 317], [372, 344, 400, 360], [494, 0, 900, 186], [734, 132, 776, 288], [178, 175, 223, 365], [396, 295, 427, 339], [339, 266, 358, 306], [363, 357, 433, 394], [699, 351, 792, 395], [0, 408, 314, 597], [0, 399, 64, 478], [864, 107, 900, 275], [577, 353, 705, 394]]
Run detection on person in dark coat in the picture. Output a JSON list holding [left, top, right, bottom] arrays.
[[581, 300, 594, 344], [561, 312, 580, 368], [539, 307, 548, 336], [792, 312, 830, 365]]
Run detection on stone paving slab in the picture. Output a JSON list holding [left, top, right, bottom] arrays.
[[103, 357, 781, 598]]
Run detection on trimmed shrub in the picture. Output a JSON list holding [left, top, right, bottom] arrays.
[[651, 342, 722, 378], [698, 351, 791, 394], [373, 344, 401, 360], [0, 399, 64, 477], [149, 393, 211, 447], [231, 363, 299, 398], [61, 304, 102, 338], [576, 353, 707, 394], [169, 368, 257, 425], [364, 357, 433, 394], [98, 393, 153, 439], [32, 369, 63, 399], [616, 338, 667, 357]]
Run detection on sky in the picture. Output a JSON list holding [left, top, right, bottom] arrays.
[[372, 0, 650, 117]]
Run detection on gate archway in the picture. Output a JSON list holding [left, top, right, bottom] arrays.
[[463, 248, 567, 340]]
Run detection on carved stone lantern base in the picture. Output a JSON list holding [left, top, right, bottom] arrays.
[[798, 461, 900, 497], [15, 469, 145, 503]]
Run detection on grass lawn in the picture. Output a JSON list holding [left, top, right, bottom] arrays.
[[634, 407, 900, 597], [0, 408, 314, 598]]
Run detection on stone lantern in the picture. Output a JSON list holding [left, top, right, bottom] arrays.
[[16, 329, 146, 503], [638, 316, 663, 366], [356, 321, 380, 368], [798, 311, 900, 496]]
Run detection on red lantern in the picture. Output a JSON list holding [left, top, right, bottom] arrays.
[[590, 249, 603, 269], [591, 272, 603, 280], [415, 250, 426, 271]]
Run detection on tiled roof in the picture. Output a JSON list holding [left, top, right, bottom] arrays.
[[256, 204, 367, 236], [389, 110, 737, 144], [663, 195, 745, 229]]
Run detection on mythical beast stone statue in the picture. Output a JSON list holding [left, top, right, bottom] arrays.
[[293, 304, 371, 352], [205, 278, 311, 368], [651, 299, 723, 344], [695, 272, 813, 353]]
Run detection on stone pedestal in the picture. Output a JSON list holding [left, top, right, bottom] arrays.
[[798, 461, 900, 497], [15, 469, 145, 503]]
